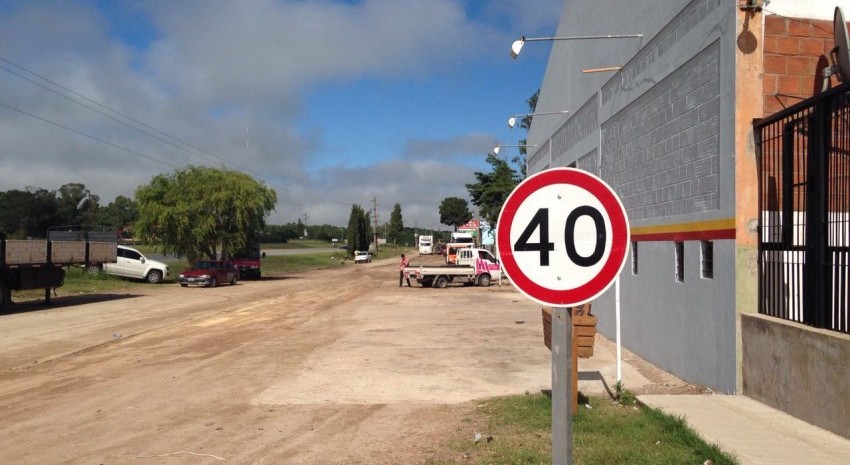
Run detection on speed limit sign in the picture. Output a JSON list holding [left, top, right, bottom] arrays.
[[497, 167, 629, 307]]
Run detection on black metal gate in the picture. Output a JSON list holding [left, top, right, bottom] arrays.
[[755, 82, 850, 334]]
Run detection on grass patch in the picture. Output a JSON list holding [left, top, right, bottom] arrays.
[[11, 265, 158, 302], [424, 393, 738, 465], [10, 246, 407, 303], [261, 253, 346, 274]]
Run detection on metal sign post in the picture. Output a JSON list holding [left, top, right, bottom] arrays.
[[497, 168, 630, 465], [552, 306, 572, 465]]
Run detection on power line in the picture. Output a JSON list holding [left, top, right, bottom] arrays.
[[0, 55, 370, 210], [0, 57, 262, 177], [0, 100, 180, 169]]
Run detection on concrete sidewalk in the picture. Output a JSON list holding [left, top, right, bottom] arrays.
[[576, 334, 850, 464], [639, 395, 850, 465]]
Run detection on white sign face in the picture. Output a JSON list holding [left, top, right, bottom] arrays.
[[497, 168, 629, 307]]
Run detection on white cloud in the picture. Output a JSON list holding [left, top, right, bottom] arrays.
[[0, 0, 555, 228]]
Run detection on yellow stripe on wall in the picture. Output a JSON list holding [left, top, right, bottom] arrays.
[[631, 218, 736, 236]]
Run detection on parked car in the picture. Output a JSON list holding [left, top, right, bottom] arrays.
[[102, 245, 170, 284], [178, 260, 239, 287], [353, 250, 372, 264]]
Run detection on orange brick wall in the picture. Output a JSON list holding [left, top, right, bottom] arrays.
[[762, 15, 839, 115]]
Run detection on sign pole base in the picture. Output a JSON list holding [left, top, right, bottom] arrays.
[[552, 306, 572, 465]]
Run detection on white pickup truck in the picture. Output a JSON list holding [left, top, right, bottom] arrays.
[[102, 245, 170, 284], [403, 248, 502, 288]]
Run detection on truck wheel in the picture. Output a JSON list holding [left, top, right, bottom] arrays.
[[146, 270, 163, 284], [87, 265, 102, 276], [434, 276, 449, 289], [477, 274, 491, 287]]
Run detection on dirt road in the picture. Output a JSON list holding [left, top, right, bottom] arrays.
[[0, 257, 551, 464]]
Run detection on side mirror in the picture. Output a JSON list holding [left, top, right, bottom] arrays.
[[140, 257, 146, 264]]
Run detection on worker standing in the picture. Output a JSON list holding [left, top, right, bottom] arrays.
[[399, 254, 411, 287]]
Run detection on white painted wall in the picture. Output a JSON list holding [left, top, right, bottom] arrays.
[[766, 0, 850, 20]]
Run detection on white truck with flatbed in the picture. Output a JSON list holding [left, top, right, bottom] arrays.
[[403, 248, 502, 288]]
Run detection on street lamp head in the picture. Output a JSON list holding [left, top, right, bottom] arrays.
[[510, 36, 526, 59], [507, 116, 518, 128], [510, 34, 643, 60], [493, 145, 501, 155]]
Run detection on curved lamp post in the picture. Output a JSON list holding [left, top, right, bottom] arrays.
[[511, 34, 643, 59], [507, 110, 570, 128], [493, 143, 538, 156]]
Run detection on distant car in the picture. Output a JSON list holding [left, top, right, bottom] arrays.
[[353, 250, 371, 264], [178, 260, 239, 287], [102, 245, 170, 284]]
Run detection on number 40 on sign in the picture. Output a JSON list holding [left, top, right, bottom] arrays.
[[496, 168, 630, 308]]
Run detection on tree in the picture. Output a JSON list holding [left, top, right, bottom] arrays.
[[439, 197, 472, 230], [135, 166, 277, 262], [56, 183, 100, 228], [466, 153, 521, 228], [345, 204, 372, 253], [0, 188, 58, 238], [515, 89, 539, 178], [265, 224, 300, 243], [100, 195, 139, 238], [387, 203, 403, 244]]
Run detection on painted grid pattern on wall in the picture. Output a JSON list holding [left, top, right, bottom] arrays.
[[600, 40, 720, 222], [576, 149, 599, 175], [601, 0, 720, 107], [550, 93, 598, 166], [527, 138, 551, 173]]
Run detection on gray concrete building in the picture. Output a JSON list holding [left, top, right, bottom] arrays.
[[525, 0, 850, 437]]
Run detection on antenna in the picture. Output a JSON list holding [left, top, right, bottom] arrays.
[[825, 6, 850, 91]]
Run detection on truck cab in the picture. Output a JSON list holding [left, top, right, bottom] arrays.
[[445, 242, 474, 264], [418, 235, 433, 255]]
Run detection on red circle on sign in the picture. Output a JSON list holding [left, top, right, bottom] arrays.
[[497, 168, 629, 307]]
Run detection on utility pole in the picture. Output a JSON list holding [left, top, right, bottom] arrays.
[[302, 213, 308, 237], [414, 220, 418, 248], [371, 197, 380, 251]]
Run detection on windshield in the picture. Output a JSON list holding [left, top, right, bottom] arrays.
[[193, 261, 216, 269]]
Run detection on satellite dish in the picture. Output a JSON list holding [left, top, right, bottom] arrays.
[[827, 6, 850, 89]]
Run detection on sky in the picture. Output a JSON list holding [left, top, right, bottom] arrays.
[[0, 0, 562, 231]]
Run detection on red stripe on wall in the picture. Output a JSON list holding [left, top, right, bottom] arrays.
[[631, 228, 736, 242]]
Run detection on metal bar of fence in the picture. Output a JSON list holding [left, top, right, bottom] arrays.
[[756, 85, 850, 334]]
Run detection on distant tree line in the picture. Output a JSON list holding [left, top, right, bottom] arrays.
[[0, 183, 134, 239], [0, 182, 352, 245]]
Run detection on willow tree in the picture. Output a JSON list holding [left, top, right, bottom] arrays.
[[135, 166, 277, 262]]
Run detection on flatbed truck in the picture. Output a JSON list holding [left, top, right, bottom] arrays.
[[403, 248, 502, 288], [0, 230, 117, 310]]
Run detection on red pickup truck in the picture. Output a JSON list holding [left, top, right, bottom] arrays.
[[231, 246, 262, 279]]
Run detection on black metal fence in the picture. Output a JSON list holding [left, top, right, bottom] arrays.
[[755, 82, 850, 334]]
